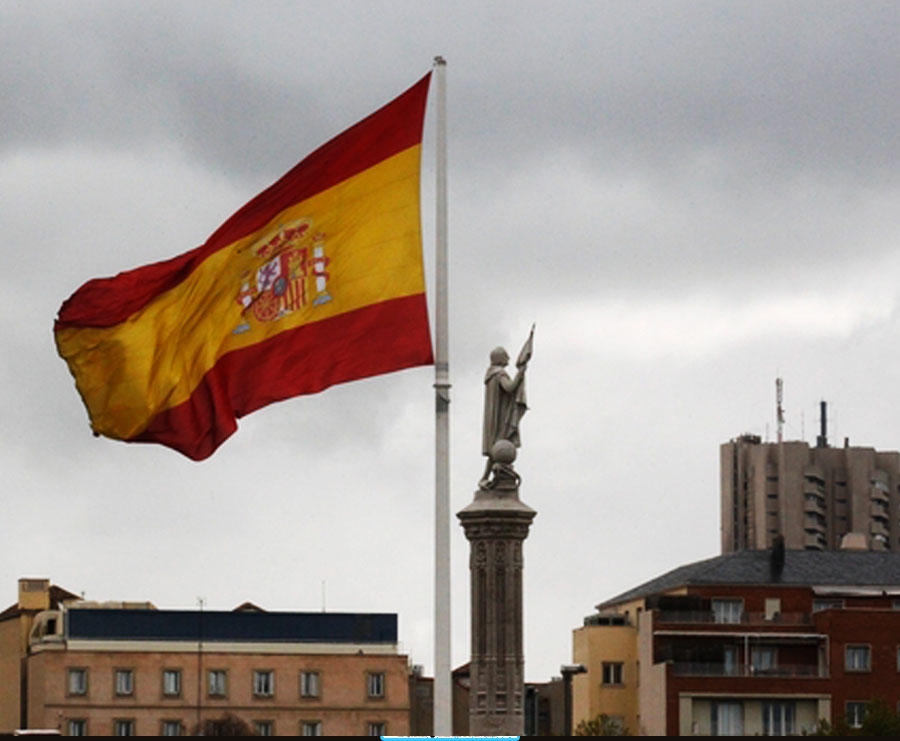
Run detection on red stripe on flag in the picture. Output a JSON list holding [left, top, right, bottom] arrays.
[[129, 293, 433, 460]]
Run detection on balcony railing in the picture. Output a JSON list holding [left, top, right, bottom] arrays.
[[670, 662, 825, 678], [656, 611, 811, 626]]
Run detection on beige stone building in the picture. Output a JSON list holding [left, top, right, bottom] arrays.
[[720, 434, 900, 552], [2, 578, 414, 736]]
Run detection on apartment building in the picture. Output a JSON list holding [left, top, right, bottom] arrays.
[[720, 433, 900, 552], [2, 578, 413, 736], [573, 547, 900, 735]]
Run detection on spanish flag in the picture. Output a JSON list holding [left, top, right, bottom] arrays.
[[55, 74, 434, 461]]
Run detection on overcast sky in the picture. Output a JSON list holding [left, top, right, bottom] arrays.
[[2, 1, 899, 683]]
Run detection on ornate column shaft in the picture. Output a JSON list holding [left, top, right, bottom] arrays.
[[458, 484, 535, 736]]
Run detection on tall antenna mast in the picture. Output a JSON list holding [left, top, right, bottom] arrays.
[[776, 377, 784, 444]]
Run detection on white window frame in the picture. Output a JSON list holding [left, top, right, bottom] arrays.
[[114, 669, 134, 697], [67, 719, 88, 736], [711, 700, 743, 736], [161, 720, 183, 736], [163, 669, 182, 697], [67, 668, 88, 696], [711, 598, 744, 624], [208, 669, 227, 697], [845, 644, 871, 672], [762, 701, 795, 736], [253, 669, 275, 697], [253, 720, 274, 736], [367, 722, 386, 736], [723, 646, 740, 676], [300, 670, 320, 698], [367, 672, 385, 699], [750, 646, 778, 673], [301, 720, 323, 736], [846, 701, 867, 728], [601, 661, 624, 685], [113, 718, 135, 736]]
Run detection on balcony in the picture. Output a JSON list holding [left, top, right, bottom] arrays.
[[804, 498, 826, 517], [656, 611, 811, 626], [670, 662, 825, 678]]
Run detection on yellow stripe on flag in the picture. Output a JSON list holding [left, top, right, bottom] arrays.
[[55, 145, 425, 439]]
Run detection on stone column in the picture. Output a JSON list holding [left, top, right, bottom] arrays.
[[458, 443, 536, 736]]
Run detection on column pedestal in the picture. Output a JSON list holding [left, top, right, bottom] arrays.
[[458, 481, 536, 736]]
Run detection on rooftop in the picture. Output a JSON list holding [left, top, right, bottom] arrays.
[[65, 608, 397, 644], [597, 549, 900, 610]]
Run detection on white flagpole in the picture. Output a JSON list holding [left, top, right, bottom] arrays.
[[432, 55, 452, 736]]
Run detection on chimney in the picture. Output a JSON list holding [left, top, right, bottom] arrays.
[[18, 578, 50, 611], [770, 535, 785, 581], [816, 401, 828, 448]]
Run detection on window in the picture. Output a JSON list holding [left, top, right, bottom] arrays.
[[161, 720, 183, 736], [762, 702, 796, 736], [367, 722, 386, 736], [750, 646, 777, 674], [115, 669, 134, 696], [813, 598, 845, 612], [710, 701, 743, 736], [113, 719, 135, 736], [253, 721, 274, 736], [67, 719, 87, 736], [208, 669, 227, 697], [711, 599, 743, 624], [253, 669, 275, 697], [301, 721, 323, 736], [845, 644, 871, 672], [367, 672, 385, 698], [846, 701, 867, 729], [163, 669, 182, 697], [723, 646, 739, 676], [300, 670, 320, 698], [67, 668, 88, 696], [601, 661, 624, 685]]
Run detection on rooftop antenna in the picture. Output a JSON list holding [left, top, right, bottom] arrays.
[[776, 377, 784, 444]]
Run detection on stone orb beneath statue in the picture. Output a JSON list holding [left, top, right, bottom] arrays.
[[490, 439, 517, 465]]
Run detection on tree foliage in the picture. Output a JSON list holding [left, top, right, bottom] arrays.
[[574, 713, 630, 736], [805, 700, 900, 736], [190, 713, 257, 736]]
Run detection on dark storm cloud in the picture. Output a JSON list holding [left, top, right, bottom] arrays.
[[6, 2, 897, 183]]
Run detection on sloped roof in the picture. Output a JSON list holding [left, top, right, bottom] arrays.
[[597, 549, 900, 609]]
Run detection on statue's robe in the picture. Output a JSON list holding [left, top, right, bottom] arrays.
[[482, 364, 527, 456]]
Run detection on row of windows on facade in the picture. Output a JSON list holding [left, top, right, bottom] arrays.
[[65, 718, 389, 736], [597, 644, 886, 683], [708, 699, 876, 734], [710, 596, 900, 623], [66, 667, 386, 699]]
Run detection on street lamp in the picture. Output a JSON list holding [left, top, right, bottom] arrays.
[[560, 663, 587, 736]]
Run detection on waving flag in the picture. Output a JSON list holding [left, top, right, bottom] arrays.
[[55, 73, 434, 461]]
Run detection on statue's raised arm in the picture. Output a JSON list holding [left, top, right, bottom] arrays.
[[479, 326, 535, 489]]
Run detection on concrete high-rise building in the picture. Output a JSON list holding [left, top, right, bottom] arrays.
[[721, 431, 900, 553]]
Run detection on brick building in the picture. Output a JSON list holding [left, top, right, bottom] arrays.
[[573, 547, 900, 735], [1, 579, 415, 736]]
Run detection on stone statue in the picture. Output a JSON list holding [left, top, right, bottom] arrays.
[[479, 326, 534, 488]]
